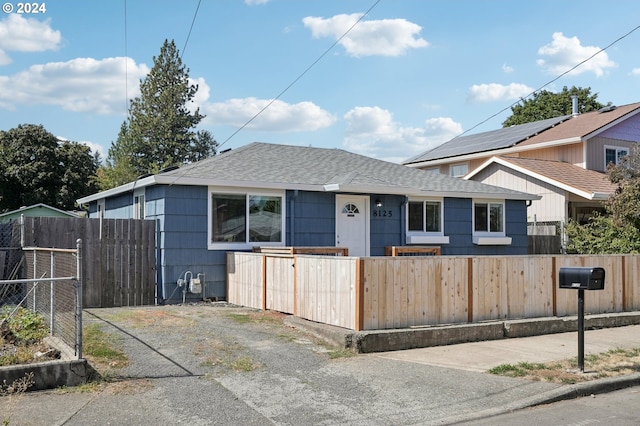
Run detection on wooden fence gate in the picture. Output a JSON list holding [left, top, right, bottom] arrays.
[[19, 216, 156, 308]]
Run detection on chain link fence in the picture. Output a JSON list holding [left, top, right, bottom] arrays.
[[0, 218, 83, 360]]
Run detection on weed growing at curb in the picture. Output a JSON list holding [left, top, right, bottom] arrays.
[[489, 347, 640, 384], [1, 372, 34, 426]]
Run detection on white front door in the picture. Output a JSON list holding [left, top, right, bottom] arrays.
[[336, 195, 369, 256]]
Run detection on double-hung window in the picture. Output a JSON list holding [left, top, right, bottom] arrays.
[[472, 200, 511, 245], [406, 199, 449, 244], [209, 189, 285, 249]]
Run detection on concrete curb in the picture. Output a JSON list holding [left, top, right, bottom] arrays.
[[0, 359, 89, 391], [0, 337, 90, 392], [285, 312, 640, 354], [436, 373, 640, 425]]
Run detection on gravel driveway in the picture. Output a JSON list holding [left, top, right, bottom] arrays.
[[10, 302, 560, 426]]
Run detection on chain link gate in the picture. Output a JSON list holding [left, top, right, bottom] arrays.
[[0, 218, 83, 360]]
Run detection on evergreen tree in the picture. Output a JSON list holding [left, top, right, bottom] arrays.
[[99, 39, 217, 189]]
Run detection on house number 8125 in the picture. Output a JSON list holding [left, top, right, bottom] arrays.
[[372, 209, 392, 218]]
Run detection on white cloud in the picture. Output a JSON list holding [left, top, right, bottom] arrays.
[[302, 13, 428, 57], [467, 83, 534, 103], [537, 32, 616, 77], [0, 57, 148, 114], [0, 14, 61, 65], [502, 63, 514, 74], [343, 106, 461, 162], [201, 97, 336, 132], [631, 68, 640, 76]]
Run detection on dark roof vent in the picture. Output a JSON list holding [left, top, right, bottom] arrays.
[[598, 105, 617, 113], [159, 165, 179, 173], [220, 148, 232, 154], [136, 173, 152, 180]]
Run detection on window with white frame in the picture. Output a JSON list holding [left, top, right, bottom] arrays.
[[473, 201, 504, 234], [472, 200, 512, 245], [209, 189, 284, 249], [97, 199, 105, 219], [449, 163, 468, 177], [604, 146, 628, 168], [406, 199, 449, 244], [133, 189, 145, 219], [408, 200, 441, 233]]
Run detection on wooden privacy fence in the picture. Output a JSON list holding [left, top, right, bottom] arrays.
[[227, 252, 640, 331], [20, 217, 156, 308]]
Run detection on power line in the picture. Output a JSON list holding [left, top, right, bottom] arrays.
[[217, 0, 382, 150], [459, 23, 640, 138], [182, 0, 202, 59], [124, 0, 128, 116]]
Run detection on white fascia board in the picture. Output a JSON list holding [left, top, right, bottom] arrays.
[[76, 175, 157, 204], [591, 192, 611, 200], [325, 183, 538, 200]]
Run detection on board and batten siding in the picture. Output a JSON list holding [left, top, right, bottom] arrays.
[[520, 143, 585, 166], [586, 135, 640, 172]]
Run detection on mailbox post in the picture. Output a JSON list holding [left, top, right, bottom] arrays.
[[558, 267, 605, 372]]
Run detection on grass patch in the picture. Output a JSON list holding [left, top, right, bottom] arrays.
[[82, 323, 128, 373], [488, 347, 640, 383]]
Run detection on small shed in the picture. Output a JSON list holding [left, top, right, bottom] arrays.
[[0, 203, 80, 222]]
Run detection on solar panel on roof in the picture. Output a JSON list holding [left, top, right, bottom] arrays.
[[404, 115, 571, 164]]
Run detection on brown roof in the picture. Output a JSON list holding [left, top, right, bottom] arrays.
[[519, 102, 640, 147], [489, 156, 618, 198]]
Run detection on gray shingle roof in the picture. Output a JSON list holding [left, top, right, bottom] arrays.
[[160, 142, 537, 200], [403, 115, 572, 165]]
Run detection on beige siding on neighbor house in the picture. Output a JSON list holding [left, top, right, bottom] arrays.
[[471, 163, 567, 222], [519, 142, 585, 166]]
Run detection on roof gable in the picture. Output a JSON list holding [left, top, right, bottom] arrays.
[[466, 156, 618, 200], [0, 203, 79, 220]]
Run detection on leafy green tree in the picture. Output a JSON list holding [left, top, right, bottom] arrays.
[[503, 86, 607, 127], [100, 39, 217, 189], [566, 214, 640, 254], [0, 124, 99, 212], [566, 149, 640, 254]]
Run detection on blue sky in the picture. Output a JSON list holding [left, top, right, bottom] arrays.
[[1, 0, 639, 163]]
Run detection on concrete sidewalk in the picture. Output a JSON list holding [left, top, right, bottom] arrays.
[[371, 324, 640, 373]]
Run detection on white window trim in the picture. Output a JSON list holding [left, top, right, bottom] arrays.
[[472, 199, 511, 246], [604, 145, 629, 169], [406, 198, 450, 245], [207, 187, 286, 250], [450, 162, 469, 177], [96, 199, 105, 219], [133, 188, 145, 219]]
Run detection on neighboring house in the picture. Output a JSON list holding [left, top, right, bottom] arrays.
[[0, 203, 80, 222], [404, 101, 640, 225], [77, 142, 538, 302]]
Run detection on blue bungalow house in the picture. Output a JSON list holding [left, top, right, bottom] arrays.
[[77, 142, 539, 303]]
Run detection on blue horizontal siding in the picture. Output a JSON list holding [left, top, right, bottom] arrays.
[[96, 184, 531, 303]]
